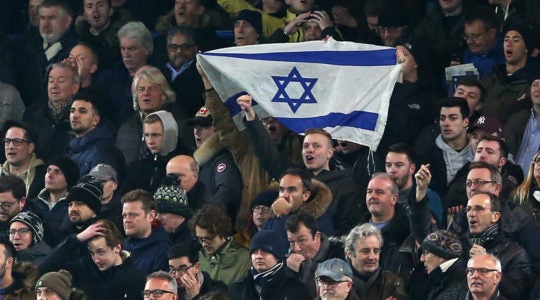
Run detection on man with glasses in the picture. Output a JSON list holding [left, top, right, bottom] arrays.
[[190, 205, 251, 285], [462, 9, 504, 79], [144, 271, 179, 299], [0, 175, 27, 240], [161, 26, 204, 118], [2, 120, 46, 199], [315, 258, 358, 300], [167, 240, 227, 300], [465, 254, 504, 300], [414, 166, 532, 298], [229, 230, 312, 300], [344, 223, 406, 299]]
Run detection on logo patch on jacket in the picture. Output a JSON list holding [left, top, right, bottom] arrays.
[[217, 163, 227, 173]]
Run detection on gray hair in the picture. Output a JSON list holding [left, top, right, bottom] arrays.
[[117, 21, 154, 54], [344, 223, 383, 258], [146, 271, 178, 293], [371, 172, 399, 195], [467, 253, 502, 272], [132, 66, 176, 111], [50, 62, 80, 85]]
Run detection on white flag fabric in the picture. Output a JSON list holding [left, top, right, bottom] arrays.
[[197, 38, 401, 149]]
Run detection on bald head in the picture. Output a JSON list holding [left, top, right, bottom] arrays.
[[166, 155, 199, 192]]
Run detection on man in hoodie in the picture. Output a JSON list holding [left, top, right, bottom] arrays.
[[68, 90, 125, 177], [122, 110, 182, 195]]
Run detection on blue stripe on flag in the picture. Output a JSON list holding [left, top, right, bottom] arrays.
[[277, 111, 379, 132], [201, 49, 396, 66]]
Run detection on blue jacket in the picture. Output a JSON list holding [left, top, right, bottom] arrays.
[[124, 226, 171, 275], [69, 119, 125, 177]]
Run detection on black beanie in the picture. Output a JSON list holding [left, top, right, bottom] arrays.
[[9, 211, 44, 246], [47, 156, 80, 189], [250, 230, 287, 261], [235, 10, 263, 37], [65, 182, 103, 215]]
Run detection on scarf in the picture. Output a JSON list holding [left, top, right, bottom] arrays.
[[48, 99, 72, 122], [468, 223, 499, 247], [250, 262, 284, 296]]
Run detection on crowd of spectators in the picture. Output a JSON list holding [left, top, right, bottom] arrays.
[[1, 0, 540, 299]]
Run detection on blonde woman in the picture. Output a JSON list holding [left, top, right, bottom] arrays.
[[511, 150, 540, 223]]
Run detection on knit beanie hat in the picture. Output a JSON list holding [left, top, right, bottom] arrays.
[[235, 10, 262, 36], [65, 181, 103, 215], [36, 269, 73, 300], [47, 156, 80, 189], [9, 211, 44, 246], [250, 230, 287, 261], [251, 190, 278, 208], [154, 174, 193, 218], [422, 230, 462, 260], [504, 21, 536, 54]]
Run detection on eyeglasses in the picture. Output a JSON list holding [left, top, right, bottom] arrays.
[[197, 234, 216, 244], [465, 179, 496, 188], [142, 289, 176, 298], [466, 267, 499, 276], [169, 263, 194, 275], [532, 158, 540, 164], [252, 206, 271, 214], [463, 30, 487, 41], [8, 228, 31, 236], [137, 85, 161, 94], [167, 43, 195, 52], [0, 201, 18, 210], [316, 278, 349, 287], [3, 138, 31, 146]]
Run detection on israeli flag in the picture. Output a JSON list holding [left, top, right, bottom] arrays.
[[197, 38, 401, 149]]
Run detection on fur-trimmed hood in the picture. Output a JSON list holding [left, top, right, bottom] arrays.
[[11, 261, 39, 293], [299, 179, 333, 219], [193, 133, 226, 167]]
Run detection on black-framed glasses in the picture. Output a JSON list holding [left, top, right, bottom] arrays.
[[167, 43, 195, 52], [142, 289, 176, 298], [197, 234, 216, 244], [169, 263, 194, 275], [0, 201, 18, 210], [465, 179, 496, 188], [8, 228, 31, 236], [466, 267, 499, 276], [3, 138, 31, 146]]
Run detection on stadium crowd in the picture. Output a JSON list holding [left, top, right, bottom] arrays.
[[0, 0, 540, 299]]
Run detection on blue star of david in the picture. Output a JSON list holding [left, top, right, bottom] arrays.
[[271, 67, 318, 113]]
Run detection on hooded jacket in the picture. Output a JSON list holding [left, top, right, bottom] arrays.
[[264, 179, 334, 239], [199, 237, 252, 285], [2, 262, 39, 300], [122, 110, 181, 194], [69, 119, 125, 177], [194, 133, 243, 223], [1, 153, 46, 199]]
